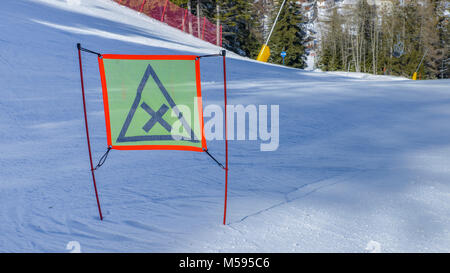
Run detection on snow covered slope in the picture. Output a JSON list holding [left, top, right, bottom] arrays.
[[0, 0, 449, 252]]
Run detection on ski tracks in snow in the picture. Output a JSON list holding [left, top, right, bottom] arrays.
[[231, 170, 367, 225]]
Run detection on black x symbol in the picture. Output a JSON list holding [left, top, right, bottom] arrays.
[[141, 102, 172, 133]]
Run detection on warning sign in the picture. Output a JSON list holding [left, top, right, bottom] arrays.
[[98, 55, 206, 151]]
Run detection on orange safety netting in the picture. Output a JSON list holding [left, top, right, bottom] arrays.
[[114, 0, 222, 46]]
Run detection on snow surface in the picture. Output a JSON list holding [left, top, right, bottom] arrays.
[[1, 0, 449, 253]]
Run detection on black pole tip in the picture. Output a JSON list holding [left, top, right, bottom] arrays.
[[221, 50, 226, 56], [77, 43, 81, 50]]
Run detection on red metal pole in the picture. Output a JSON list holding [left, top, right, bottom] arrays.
[[183, 9, 188, 32], [77, 44, 103, 221], [222, 51, 228, 225], [139, 0, 146, 13], [201, 17, 206, 40], [161, 0, 169, 22]]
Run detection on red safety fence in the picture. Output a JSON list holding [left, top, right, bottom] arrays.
[[114, 0, 222, 46]]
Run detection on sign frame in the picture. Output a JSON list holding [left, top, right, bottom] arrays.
[[98, 54, 207, 152]]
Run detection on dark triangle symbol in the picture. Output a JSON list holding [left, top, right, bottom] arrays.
[[116, 64, 199, 143]]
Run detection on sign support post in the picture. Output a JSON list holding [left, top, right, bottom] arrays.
[[281, 50, 286, 65], [77, 43, 104, 221]]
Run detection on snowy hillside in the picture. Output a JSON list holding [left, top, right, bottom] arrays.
[[0, 0, 449, 252]]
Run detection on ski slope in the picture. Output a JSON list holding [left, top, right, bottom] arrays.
[[0, 0, 449, 252]]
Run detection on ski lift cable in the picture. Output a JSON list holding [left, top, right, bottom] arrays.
[[415, 48, 429, 73], [264, 0, 287, 46]]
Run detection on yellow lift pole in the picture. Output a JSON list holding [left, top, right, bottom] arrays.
[[413, 48, 428, 81], [256, 0, 287, 62]]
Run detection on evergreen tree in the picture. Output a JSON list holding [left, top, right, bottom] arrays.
[[171, 0, 262, 57], [170, 0, 189, 8], [425, 0, 449, 79], [171, 0, 213, 13], [268, 0, 307, 68], [317, 0, 448, 79], [388, 1, 424, 77], [219, 0, 262, 58], [319, 7, 344, 71]]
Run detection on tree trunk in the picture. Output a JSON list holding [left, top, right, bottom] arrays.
[[188, 0, 192, 34], [216, 3, 220, 46], [197, 1, 201, 38]]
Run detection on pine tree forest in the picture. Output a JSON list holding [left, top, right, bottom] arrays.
[[173, 1, 448, 78], [319, 0, 449, 79]]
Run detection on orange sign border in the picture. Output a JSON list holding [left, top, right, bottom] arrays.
[[98, 54, 207, 152]]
